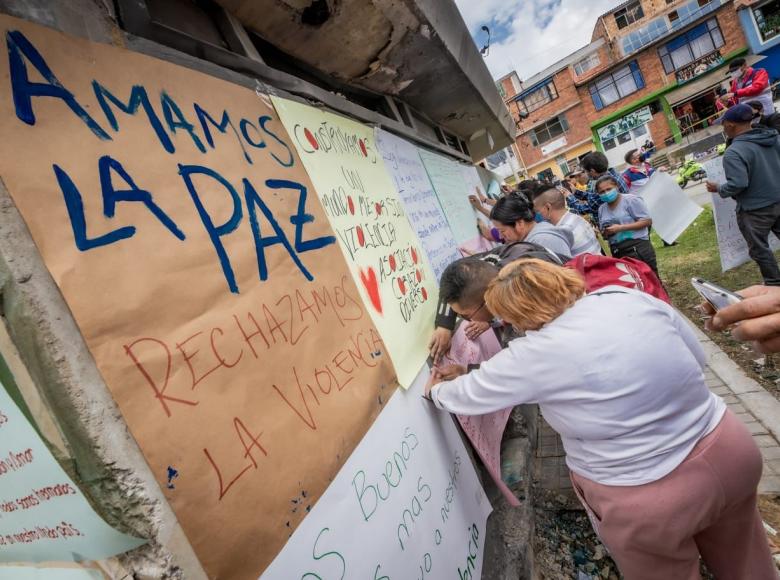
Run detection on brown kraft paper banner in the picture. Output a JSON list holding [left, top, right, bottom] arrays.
[[0, 15, 396, 579]]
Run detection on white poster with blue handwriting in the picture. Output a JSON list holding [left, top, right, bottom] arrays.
[[702, 157, 780, 271], [261, 366, 492, 580], [375, 130, 462, 281]]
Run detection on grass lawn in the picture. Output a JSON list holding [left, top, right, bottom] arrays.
[[652, 205, 780, 400]]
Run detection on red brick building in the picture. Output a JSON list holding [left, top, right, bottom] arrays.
[[498, 0, 749, 179]]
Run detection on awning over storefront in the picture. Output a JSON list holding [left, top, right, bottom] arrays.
[[665, 54, 767, 107]]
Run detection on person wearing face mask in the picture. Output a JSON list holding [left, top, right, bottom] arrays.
[[707, 103, 780, 285], [595, 175, 658, 277], [721, 57, 774, 114], [489, 190, 574, 257], [531, 185, 601, 256]]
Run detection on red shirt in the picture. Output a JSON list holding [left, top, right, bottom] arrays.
[[730, 67, 770, 99]]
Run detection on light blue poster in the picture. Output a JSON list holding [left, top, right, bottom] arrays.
[[418, 149, 483, 245], [0, 382, 145, 562], [375, 129, 462, 280]]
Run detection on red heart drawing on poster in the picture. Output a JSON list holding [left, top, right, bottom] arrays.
[[398, 277, 407, 295], [421, 287, 428, 301], [348, 196, 355, 215], [375, 202, 383, 216], [389, 254, 396, 271], [415, 269, 421, 283], [356, 225, 365, 247], [359, 267, 382, 314], [411, 247, 418, 264]]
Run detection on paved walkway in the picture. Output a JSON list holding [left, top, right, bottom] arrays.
[[536, 321, 780, 494]]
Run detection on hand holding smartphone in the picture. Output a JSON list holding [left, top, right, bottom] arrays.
[[691, 278, 743, 311]]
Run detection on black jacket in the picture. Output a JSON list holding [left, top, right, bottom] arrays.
[[434, 241, 570, 332], [758, 113, 780, 134]]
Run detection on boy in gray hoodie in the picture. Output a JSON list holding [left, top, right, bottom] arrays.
[[707, 104, 780, 285]]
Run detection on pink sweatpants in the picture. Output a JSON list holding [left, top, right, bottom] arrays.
[[570, 410, 778, 580]]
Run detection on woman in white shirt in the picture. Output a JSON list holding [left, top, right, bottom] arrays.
[[427, 259, 775, 580]]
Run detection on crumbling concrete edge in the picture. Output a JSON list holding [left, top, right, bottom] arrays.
[[0, 181, 206, 577], [480, 405, 538, 579]]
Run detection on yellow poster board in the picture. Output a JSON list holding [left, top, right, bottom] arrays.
[[271, 97, 437, 387], [0, 15, 396, 579]]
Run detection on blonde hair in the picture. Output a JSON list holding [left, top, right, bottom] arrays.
[[485, 259, 586, 331]]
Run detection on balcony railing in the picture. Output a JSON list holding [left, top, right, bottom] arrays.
[[669, 0, 723, 31], [675, 49, 724, 84], [619, 0, 725, 56]]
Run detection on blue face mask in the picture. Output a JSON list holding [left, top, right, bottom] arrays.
[[534, 212, 546, 223], [599, 188, 619, 203]]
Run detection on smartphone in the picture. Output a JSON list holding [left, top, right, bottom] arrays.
[[691, 278, 743, 311]]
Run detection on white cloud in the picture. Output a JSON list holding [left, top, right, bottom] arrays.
[[455, 0, 622, 81]]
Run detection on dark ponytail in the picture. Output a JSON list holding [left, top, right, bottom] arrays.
[[490, 191, 535, 225]]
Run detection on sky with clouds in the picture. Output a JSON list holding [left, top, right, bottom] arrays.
[[454, 0, 625, 81]]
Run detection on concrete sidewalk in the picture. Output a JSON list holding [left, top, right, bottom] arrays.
[[693, 323, 780, 493], [536, 321, 780, 494]]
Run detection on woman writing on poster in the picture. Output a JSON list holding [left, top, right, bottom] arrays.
[[427, 259, 776, 580]]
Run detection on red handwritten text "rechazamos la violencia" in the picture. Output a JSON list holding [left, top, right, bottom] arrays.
[[123, 274, 366, 419], [122, 274, 389, 501]]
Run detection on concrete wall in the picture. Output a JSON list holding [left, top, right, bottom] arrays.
[[0, 1, 215, 577]]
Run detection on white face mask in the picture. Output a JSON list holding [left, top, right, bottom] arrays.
[[730, 70, 742, 81]]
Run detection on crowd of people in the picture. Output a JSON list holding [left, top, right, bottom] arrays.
[[422, 79, 780, 575], [471, 150, 660, 278]]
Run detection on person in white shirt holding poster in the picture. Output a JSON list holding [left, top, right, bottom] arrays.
[[427, 259, 775, 580]]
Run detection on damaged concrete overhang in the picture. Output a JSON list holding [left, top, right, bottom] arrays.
[[214, 0, 514, 160]]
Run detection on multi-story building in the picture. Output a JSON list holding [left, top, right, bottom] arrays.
[[735, 0, 780, 79], [590, 0, 748, 167], [497, 44, 605, 181], [500, 0, 750, 179]]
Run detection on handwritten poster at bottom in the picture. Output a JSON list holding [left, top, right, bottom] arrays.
[[0, 382, 144, 562], [703, 157, 780, 271], [261, 366, 492, 580], [272, 97, 438, 387]]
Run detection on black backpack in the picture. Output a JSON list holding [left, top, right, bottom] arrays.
[[475, 240, 570, 267]]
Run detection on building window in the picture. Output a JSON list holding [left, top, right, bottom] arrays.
[[556, 156, 570, 176], [615, 1, 645, 29], [621, 17, 669, 54], [658, 18, 724, 74], [537, 168, 555, 182], [588, 62, 645, 111], [669, 0, 718, 31], [574, 53, 601, 76], [515, 81, 559, 115], [753, 0, 780, 42], [530, 115, 569, 147]]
